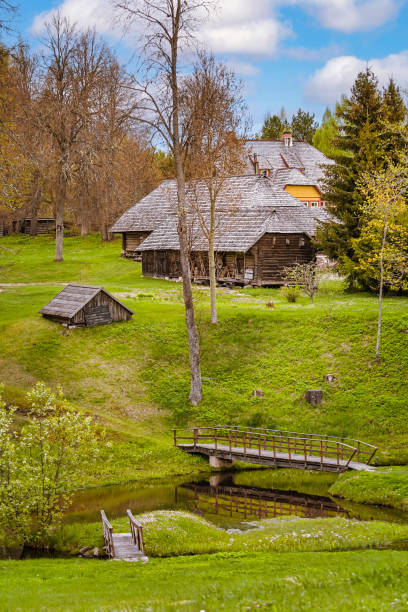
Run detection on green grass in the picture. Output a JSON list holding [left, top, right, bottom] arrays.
[[49, 510, 408, 556], [1, 233, 408, 491], [3, 551, 408, 611], [331, 467, 408, 511]]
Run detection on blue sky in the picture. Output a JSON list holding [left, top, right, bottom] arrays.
[[6, 0, 408, 132]]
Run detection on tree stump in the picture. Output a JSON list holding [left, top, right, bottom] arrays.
[[323, 374, 336, 384], [305, 389, 323, 405], [252, 389, 264, 398]]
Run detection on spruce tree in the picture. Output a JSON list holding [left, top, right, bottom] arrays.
[[313, 108, 341, 157], [316, 68, 387, 287], [291, 108, 318, 143], [258, 113, 285, 139], [381, 77, 407, 163]]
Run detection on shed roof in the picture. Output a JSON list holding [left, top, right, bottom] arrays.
[[39, 284, 134, 319]]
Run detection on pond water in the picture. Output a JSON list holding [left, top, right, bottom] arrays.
[[65, 469, 408, 529]]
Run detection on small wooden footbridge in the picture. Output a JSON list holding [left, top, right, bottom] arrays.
[[101, 509, 148, 561], [174, 427, 377, 473]]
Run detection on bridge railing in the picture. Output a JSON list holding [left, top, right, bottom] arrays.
[[174, 427, 362, 469], [100, 509, 115, 558], [127, 509, 145, 554], [174, 426, 377, 465]]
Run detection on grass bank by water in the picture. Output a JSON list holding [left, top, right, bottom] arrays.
[[50, 510, 408, 556], [331, 466, 408, 511]]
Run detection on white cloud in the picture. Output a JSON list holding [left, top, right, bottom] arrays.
[[298, 0, 401, 34], [225, 61, 261, 76], [31, 0, 118, 36], [306, 51, 408, 103], [30, 0, 403, 59], [202, 19, 292, 56]]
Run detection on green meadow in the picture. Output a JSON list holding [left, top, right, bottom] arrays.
[[2, 233, 408, 610]]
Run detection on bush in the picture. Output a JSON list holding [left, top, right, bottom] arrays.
[[280, 284, 301, 303]]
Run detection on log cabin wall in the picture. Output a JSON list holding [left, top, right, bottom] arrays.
[[71, 292, 132, 325], [251, 233, 315, 285], [140, 233, 315, 286], [122, 232, 151, 257], [142, 250, 182, 278]]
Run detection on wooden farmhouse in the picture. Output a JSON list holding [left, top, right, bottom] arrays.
[[111, 136, 333, 286], [39, 284, 133, 327]]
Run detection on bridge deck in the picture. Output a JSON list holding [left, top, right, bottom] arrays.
[[111, 534, 147, 561], [178, 443, 376, 472]]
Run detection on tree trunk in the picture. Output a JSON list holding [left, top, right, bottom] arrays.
[[170, 6, 202, 405], [54, 171, 66, 262], [376, 227, 387, 365], [29, 171, 41, 237], [208, 226, 217, 324], [176, 167, 202, 405], [81, 220, 89, 237], [101, 223, 113, 242]]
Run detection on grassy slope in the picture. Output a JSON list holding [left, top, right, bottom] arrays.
[[1, 234, 408, 489], [330, 467, 408, 511], [51, 510, 408, 556], [3, 551, 408, 611]]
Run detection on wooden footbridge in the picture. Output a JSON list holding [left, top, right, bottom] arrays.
[[174, 427, 377, 473], [101, 510, 148, 561]]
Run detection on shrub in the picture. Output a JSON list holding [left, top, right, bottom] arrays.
[[280, 284, 301, 303]]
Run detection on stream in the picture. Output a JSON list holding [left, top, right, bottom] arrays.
[[65, 469, 408, 529]]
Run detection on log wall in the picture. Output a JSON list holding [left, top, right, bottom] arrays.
[[251, 233, 315, 284], [140, 233, 316, 286], [72, 292, 132, 325], [122, 232, 151, 257]]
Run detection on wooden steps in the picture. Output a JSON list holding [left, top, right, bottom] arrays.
[[101, 510, 148, 562], [111, 534, 147, 562]]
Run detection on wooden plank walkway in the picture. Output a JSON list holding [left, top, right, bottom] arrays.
[[174, 427, 377, 473], [101, 510, 148, 561]]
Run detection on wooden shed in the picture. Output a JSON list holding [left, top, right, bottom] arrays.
[[39, 284, 133, 327]]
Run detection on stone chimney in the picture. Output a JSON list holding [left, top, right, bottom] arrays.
[[282, 131, 293, 147]]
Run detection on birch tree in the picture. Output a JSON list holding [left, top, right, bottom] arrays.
[[182, 53, 247, 323], [114, 0, 215, 404], [357, 165, 408, 364]]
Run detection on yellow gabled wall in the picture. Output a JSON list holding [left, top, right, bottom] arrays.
[[285, 184, 321, 202]]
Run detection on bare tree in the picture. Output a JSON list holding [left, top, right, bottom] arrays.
[[0, 45, 50, 234], [114, 0, 215, 404], [0, 0, 16, 33], [39, 15, 109, 261], [182, 53, 248, 323]]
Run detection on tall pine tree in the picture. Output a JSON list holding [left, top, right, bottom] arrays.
[[317, 68, 393, 287]]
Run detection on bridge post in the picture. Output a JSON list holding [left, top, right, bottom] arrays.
[[209, 455, 235, 469], [193, 428, 198, 449]]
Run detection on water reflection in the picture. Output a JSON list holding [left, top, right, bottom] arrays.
[[65, 470, 408, 528], [178, 473, 348, 522]]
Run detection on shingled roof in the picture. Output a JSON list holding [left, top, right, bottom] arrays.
[[245, 140, 334, 184], [39, 284, 133, 319], [111, 174, 307, 235], [137, 204, 329, 253], [111, 173, 330, 254]]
